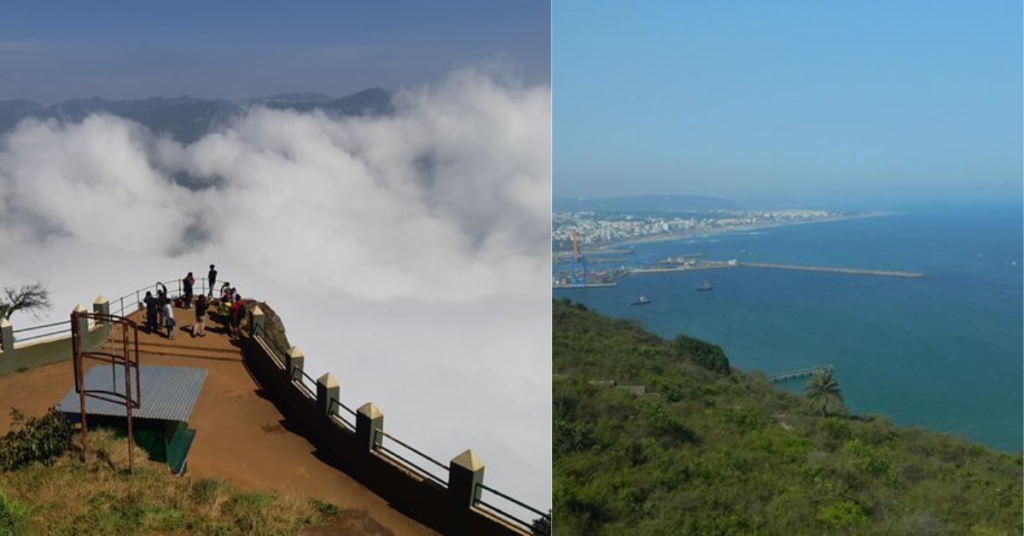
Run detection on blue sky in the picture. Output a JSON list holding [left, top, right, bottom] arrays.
[[554, 1, 1022, 206], [0, 1, 549, 102]]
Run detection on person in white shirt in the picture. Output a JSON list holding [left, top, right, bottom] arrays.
[[163, 301, 176, 340]]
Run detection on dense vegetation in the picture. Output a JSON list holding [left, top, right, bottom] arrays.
[[553, 298, 1023, 535], [0, 412, 369, 535], [0, 408, 73, 472]]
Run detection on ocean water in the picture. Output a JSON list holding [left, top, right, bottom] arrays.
[[554, 203, 1023, 452]]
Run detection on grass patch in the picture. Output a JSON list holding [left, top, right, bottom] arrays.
[[0, 428, 342, 534], [311, 498, 345, 517], [0, 489, 28, 536]]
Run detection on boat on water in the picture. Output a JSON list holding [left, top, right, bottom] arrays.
[[631, 295, 651, 305], [696, 280, 713, 291]]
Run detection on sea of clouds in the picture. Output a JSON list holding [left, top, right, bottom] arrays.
[[0, 70, 551, 511]]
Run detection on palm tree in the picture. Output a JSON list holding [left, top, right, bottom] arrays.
[[805, 369, 845, 417]]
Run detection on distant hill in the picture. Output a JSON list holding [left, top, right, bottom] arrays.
[[0, 88, 395, 143], [257, 87, 395, 116], [251, 92, 337, 103], [553, 194, 743, 212]]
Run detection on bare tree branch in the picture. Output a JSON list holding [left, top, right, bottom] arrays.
[[0, 282, 53, 320]]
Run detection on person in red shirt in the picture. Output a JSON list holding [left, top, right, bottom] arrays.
[[229, 295, 245, 337]]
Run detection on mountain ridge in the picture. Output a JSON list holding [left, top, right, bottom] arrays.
[[0, 88, 395, 143]]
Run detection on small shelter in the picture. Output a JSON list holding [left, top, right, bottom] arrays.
[[59, 365, 206, 474]]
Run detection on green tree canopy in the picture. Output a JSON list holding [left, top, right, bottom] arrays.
[[671, 333, 730, 375]]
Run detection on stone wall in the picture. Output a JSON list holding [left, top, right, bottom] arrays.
[[243, 306, 526, 536]]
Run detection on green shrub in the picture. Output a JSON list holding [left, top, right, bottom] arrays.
[[671, 334, 730, 375], [0, 408, 73, 471], [817, 500, 868, 529], [310, 498, 344, 517]]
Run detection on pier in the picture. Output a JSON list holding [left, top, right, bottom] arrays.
[[629, 260, 924, 279], [767, 365, 834, 383], [555, 258, 924, 291], [739, 262, 924, 279], [630, 263, 733, 274], [553, 248, 635, 260], [552, 282, 618, 289]]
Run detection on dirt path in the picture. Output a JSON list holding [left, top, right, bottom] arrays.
[[0, 303, 437, 536]]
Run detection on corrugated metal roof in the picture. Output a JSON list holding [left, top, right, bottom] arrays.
[[59, 365, 207, 422]]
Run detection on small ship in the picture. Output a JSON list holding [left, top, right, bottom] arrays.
[[631, 295, 651, 305], [696, 280, 713, 291]]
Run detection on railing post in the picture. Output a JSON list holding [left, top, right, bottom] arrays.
[[0, 317, 13, 353], [249, 306, 265, 336], [449, 449, 485, 511], [316, 373, 340, 416], [92, 296, 111, 339], [287, 346, 305, 381], [92, 296, 109, 317], [73, 304, 88, 342], [356, 403, 383, 452]]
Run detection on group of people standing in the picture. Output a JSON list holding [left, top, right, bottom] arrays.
[[216, 281, 246, 337], [143, 264, 239, 339], [143, 282, 176, 339]]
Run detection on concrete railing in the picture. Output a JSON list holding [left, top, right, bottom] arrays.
[[0, 276, 216, 375], [0, 296, 111, 376], [245, 306, 545, 536]]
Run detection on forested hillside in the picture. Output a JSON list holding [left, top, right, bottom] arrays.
[[553, 299, 1022, 535]]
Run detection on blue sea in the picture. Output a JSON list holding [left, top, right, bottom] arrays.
[[554, 203, 1023, 452]]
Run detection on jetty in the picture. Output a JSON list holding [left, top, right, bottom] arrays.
[[553, 248, 635, 260], [739, 262, 923, 279], [767, 365, 834, 383], [631, 263, 732, 274], [629, 260, 924, 279], [552, 282, 618, 289]]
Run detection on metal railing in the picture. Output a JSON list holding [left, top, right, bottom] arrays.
[[2, 276, 221, 349], [11, 319, 72, 344], [374, 428, 450, 487], [296, 369, 317, 399], [252, 322, 288, 368], [475, 483, 551, 535], [110, 277, 211, 318], [330, 397, 357, 418], [328, 398, 357, 430]]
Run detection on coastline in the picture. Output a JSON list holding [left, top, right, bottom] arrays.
[[556, 211, 897, 254], [554, 206, 1022, 452]]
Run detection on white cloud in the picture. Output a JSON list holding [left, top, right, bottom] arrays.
[[0, 70, 552, 511]]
